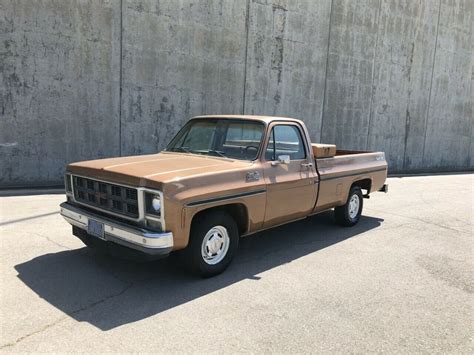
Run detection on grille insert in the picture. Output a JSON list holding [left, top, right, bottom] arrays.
[[73, 176, 139, 219]]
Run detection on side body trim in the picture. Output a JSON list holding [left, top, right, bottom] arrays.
[[186, 189, 266, 207], [319, 167, 387, 181]]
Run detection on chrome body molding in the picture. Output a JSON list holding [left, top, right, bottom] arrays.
[[318, 167, 387, 182], [60, 202, 173, 251]]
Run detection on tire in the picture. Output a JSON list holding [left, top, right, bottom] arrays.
[[182, 210, 239, 277], [335, 186, 363, 227]]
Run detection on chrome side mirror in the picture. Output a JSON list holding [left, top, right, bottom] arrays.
[[278, 155, 290, 164], [272, 154, 290, 166]]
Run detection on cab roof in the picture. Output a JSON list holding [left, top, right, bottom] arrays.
[[191, 115, 301, 124]]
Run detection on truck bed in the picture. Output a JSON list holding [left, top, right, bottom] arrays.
[[312, 144, 388, 212]]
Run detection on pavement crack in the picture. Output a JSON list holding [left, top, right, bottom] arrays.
[[32, 232, 73, 251], [0, 315, 69, 350], [69, 281, 135, 316], [0, 282, 135, 350], [45, 236, 73, 251]]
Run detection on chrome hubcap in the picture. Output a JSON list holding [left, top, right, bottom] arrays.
[[348, 194, 360, 219], [201, 226, 230, 265]]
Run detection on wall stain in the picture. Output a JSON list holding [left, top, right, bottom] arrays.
[[403, 42, 415, 169], [153, 96, 176, 151], [271, 5, 286, 85], [253, 34, 265, 69], [129, 87, 143, 121], [271, 37, 284, 84]]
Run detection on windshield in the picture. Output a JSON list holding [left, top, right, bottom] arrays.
[[166, 119, 265, 161]]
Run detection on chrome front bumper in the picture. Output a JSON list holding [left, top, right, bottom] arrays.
[[60, 202, 173, 257]]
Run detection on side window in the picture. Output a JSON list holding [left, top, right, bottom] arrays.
[[265, 125, 306, 161]]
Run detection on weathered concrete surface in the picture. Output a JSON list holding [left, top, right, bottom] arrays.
[[1, 174, 473, 352], [421, 0, 473, 171], [366, 0, 440, 171], [244, 0, 332, 142], [322, 0, 472, 172], [321, 0, 380, 150], [0, 0, 472, 187], [0, 0, 121, 187], [120, 0, 247, 155]]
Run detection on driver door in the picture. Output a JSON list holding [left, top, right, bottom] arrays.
[[262, 123, 317, 227]]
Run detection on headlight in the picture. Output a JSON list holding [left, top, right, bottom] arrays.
[[152, 197, 161, 212], [145, 192, 162, 216]]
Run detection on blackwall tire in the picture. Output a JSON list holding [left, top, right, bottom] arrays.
[[335, 186, 363, 227], [183, 210, 239, 277]]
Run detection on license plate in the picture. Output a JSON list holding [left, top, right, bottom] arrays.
[[88, 219, 105, 240]]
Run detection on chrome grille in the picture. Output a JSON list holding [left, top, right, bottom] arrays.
[[72, 176, 139, 218]]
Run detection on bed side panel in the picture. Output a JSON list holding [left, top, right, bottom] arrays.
[[313, 152, 387, 212]]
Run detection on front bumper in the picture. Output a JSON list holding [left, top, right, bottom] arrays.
[[60, 202, 173, 260]]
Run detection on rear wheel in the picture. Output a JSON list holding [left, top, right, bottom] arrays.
[[335, 186, 363, 226], [182, 211, 239, 277]]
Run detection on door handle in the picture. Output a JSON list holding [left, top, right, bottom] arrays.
[[301, 163, 313, 168]]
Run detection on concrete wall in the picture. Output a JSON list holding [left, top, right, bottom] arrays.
[[0, 0, 472, 187], [121, 0, 248, 155], [1, 0, 121, 186]]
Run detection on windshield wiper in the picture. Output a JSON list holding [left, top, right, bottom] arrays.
[[207, 150, 227, 158], [169, 147, 227, 158], [169, 146, 191, 153]]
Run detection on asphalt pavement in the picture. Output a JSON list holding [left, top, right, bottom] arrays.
[[0, 174, 472, 353]]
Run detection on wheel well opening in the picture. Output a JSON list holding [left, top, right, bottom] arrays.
[[352, 178, 372, 194], [191, 204, 249, 236]]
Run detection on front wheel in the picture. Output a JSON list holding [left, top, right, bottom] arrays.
[[335, 186, 363, 227], [182, 211, 239, 277]]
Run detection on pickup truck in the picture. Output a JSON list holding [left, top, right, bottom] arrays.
[[60, 115, 388, 276]]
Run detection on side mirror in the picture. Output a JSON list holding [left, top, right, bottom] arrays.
[[272, 154, 290, 166]]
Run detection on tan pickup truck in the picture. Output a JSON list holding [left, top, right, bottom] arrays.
[[60, 115, 388, 276]]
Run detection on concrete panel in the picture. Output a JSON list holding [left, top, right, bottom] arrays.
[[422, 0, 472, 170], [320, 0, 380, 150], [0, 0, 121, 187], [366, 0, 440, 172], [120, 0, 247, 155], [243, 0, 332, 141]]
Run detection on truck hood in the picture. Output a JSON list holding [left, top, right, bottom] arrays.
[[67, 152, 252, 189]]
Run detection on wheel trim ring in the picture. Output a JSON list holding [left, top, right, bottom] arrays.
[[348, 194, 360, 219], [201, 225, 230, 265]]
